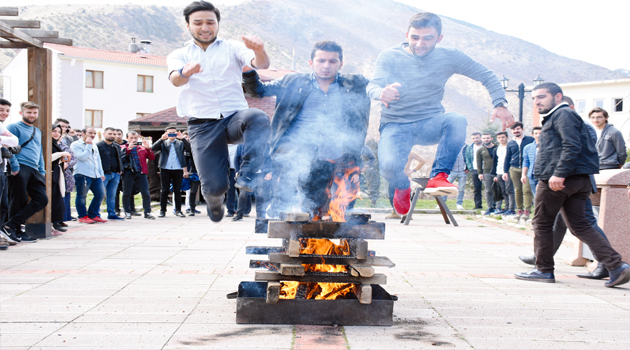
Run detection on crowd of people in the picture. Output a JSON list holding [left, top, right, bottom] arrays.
[[1, 1, 629, 287]]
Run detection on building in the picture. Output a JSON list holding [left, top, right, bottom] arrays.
[[1, 43, 180, 133]]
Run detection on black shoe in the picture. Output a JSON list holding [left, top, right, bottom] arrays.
[[514, 269, 555, 283], [175, 211, 186, 218], [71, 216, 78, 221], [188, 212, 195, 217], [519, 255, 536, 266], [232, 213, 244, 222], [205, 194, 225, 222], [235, 172, 255, 192], [577, 262, 610, 280], [605, 263, 630, 288], [3, 226, 21, 243], [144, 213, 155, 220], [158, 211, 166, 218], [18, 234, 38, 243], [125, 212, 132, 219], [52, 224, 67, 232], [131, 211, 142, 217], [58, 222, 68, 228], [0, 245, 7, 250], [0, 228, 18, 245]]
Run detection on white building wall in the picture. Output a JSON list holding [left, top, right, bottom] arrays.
[[1, 49, 29, 125], [58, 58, 84, 129]]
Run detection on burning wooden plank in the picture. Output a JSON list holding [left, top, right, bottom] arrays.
[[255, 271, 387, 284], [267, 253, 395, 267], [267, 221, 385, 240]]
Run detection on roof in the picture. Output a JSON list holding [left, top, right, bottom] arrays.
[[558, 78, 630, 88], [44, 43, 167, 67], [128, 96, 277, 129]]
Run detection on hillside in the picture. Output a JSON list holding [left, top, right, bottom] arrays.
[[1, 0, 625, 135]]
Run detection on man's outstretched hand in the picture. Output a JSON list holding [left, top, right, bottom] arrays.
[[490, 106, 515, 131], [242, 35, 264, 52], [380, 82, 401, 108]]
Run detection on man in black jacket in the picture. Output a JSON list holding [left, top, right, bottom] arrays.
[[152, 127, 191, 218], [243, 41, 370, 218], [515, 83, 629, 287], [502, 122, 534, 218], [97, 127, 125, 220]]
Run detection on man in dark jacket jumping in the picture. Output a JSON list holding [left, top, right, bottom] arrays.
[[243, 41, 370, 218], [515, 82, 629, 287]]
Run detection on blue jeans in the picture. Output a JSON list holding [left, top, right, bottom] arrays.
[[103, 173, 121, 217], [379, 113, 467, 189], [75, 174, 105, 219], [442, 171, 468, 205]]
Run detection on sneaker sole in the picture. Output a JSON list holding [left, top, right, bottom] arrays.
[[234, 182, 253, 192], [0, 231, 18, 244], [605, 267, 630, 288], [424, 187, 458, 196], [514, 275, 555, 283]]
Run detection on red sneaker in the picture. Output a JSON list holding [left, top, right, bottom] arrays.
[[78, 216, 95, 224], [393, 187, 412, 215], [424, 172, 458, 196], [91, 216, 108, 223]]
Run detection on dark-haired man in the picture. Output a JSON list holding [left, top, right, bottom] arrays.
[[589, 107, 626, 170], [121, 131, 155, 220], [492, 131, 515, 215], [152, 127, 190, 218], [167, 0, 271, 222], [464, 132, 484, 209], [243, 41, 370, 217], [515, 82, 629, 287], [502, 122, 534, 219], [367, 12, 513, 215], [0, 99, 19, 245], [476, 132, 497, 215], [97, 127, 124, 220], [72, 127, 106, 224]]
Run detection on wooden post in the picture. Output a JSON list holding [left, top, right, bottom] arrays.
[[25, 47, 52, 238]]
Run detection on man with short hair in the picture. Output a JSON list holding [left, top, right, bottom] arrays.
[[168, 0, 271, 222], [53, 118, 74, 147], [492, 131, 515, 215], [589, 107, 626, 169], [243, 40, 370, 217], [515, 82, 629, 287], [502, 122, 535, 219], [97, 127, 125, 220], [121, 131, 155, 220], [476, 132, 497, 215], [4, 102, 48, 242], [367, 12, 513, 215], [113, 128, 127, 216], [521, 126, 542, 197], [0, 99, 20, 246], [72, 127, 106, 224], [152, 127, 190, 218], [464, 132, 484, 209]]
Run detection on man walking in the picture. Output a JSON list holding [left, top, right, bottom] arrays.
[[121, 131, 155, 220], [3, 102, 48, 242], [168, 0, 271, 222], [97, 127, 125, 220], [464, 132, 483, 209], [502, 122, 534, 219], [515, 82, 629, 287], [492, 131, 515, 215], [589, 107, 626, 169], [367, 12, 513, 215], [152, 127, 189, 218], [71, 127, 106, 224], [476, 132, 497, 215]]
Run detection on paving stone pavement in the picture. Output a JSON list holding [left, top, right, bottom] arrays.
[[1, 208, 628, 349]]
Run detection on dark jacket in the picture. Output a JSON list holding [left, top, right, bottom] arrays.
[[595, 123, 627, 169], [464, 143, 478, 172], [121, 144, 155, 175], [476, 144, 496, 175], [534, 103, 599, 181], [152, 138, 190, 169], [96, 140, 123, 174], [504, 136, 535, 172], [242, 71, 370, 162]]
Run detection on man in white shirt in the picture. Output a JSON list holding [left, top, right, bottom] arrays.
[[493, 131, 515, 215], [167, 1, 271, 222]]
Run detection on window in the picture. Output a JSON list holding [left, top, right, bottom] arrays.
[[137, 75, 153, 92], [85, 110, 103, 128], [613, 98, 623, 112], [136, 113, 150, 118], [594, 99, 604, 108], [576, 100, 586, 114], [86, 70, 103, 89]]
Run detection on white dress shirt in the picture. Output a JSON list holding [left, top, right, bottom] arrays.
[[167, 39, 256, 120]]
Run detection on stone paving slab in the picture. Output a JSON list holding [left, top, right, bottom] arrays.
[[1, 208, 629, 349]]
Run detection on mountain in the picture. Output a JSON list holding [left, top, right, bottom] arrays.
[[1, 0, 625, 134]]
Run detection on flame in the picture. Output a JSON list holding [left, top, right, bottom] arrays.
[[328, 165, 360, 222], [279, 238, 355, 300]]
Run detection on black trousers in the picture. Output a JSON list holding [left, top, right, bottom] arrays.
[[236, 190, 252, 215], [188, 109, 270, 203], [470, 170, 483, 208], [159, 169, 183, 212], [189, 180, 200, 211], [7, 165, 48, 229], [0, 172, 7, 227], [122, 171, 151, 213], [533, 175, 623, 273], [226, 168, 237, 214]]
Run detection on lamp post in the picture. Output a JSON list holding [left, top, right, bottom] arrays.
[[500, 75, 544, 123]]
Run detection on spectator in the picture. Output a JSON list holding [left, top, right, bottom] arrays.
[[152, 127, 190, 218], [588, 107, 627, 169], [114, 129, 127, 216], [50, 124, 72, 234], [232, 144, 251, 222], [54, 118, 74, 147], [521, 126, 542, 197], [4, 101, 48, 242], [56, 127, 78, 224], [0, 99, 19, 246], [183, 132, 200, 216], [72, 129, 82, 141], [464, 132, 483, 209], [121, 131, 155, 220], [503, 122, 534, 219], [226, 144, 239, 217], [476, 132, 497, 215], [97, 127, 125, 220], [492, 131, 515, 215], [442, 145, 467, 210], [255, 143, 275, 224], [71, 127, 106, 224]]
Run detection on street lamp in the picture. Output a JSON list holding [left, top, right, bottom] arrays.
[[501, 75, 544, 123]]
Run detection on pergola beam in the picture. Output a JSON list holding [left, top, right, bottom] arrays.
[[0, 21, 42, 47], [22, 29, 59, 38], [1, 20, 41, 29], [0, 41, 31, 48], [40, 38, 73, 45], [0, 7, 19, 16]]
